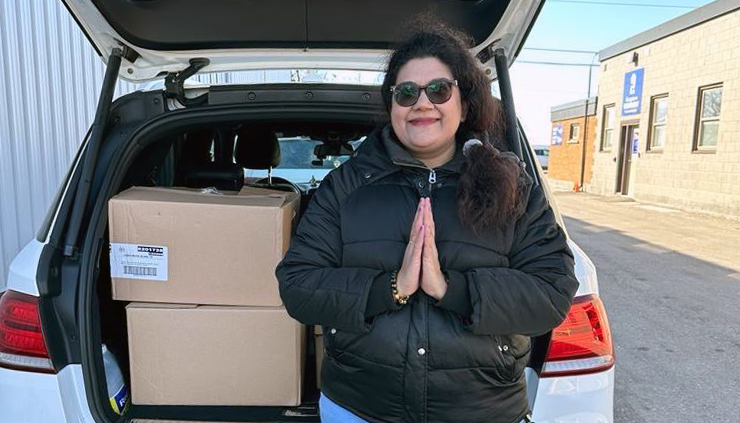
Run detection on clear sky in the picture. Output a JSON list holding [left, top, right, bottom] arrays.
[[510, 0, 717, 146]]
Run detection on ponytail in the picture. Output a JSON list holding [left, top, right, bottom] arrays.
[[457, 138, 527, 234]]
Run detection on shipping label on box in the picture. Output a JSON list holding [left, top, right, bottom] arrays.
[[110, 243, 168, 281]]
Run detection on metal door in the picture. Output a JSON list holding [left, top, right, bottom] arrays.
[[616, 124, 638, 195]]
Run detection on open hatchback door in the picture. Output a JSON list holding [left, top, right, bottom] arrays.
[[61, 0, 544, 81]]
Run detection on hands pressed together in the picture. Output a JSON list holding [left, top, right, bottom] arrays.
[[396, 197, 448, 301]]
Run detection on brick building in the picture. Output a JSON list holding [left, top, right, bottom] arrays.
[[589, 0, 740, 217], [548, 98, 597, 191]]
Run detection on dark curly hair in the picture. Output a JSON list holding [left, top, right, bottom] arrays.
[[381, 20, 526, 233]]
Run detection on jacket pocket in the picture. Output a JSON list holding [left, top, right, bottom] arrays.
[[323, 326, 359, 359], [323, 326, 338, 358], [494, 334, 531, 382], [325, 325, 368, 357]]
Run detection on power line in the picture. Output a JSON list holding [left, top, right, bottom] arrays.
[[523, 47, 599, 54], [549, 0, 698, 9], [517, 60, 600, 67]]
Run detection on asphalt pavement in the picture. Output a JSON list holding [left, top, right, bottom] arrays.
[[552, 190, 740, 422]]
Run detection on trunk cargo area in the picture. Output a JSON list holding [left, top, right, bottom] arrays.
[[93, 128, 326, 421]]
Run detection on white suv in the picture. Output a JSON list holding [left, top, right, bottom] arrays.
[[0, 0, 614, 422]]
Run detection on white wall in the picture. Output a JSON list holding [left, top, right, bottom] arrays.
[[0, 0, 136, 290]]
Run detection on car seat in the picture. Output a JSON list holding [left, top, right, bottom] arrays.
[[182, 129, 245, 192], [234, 126, 299, 193]]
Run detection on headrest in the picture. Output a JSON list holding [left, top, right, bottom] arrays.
[[182, 129, 216, 165], [184, 162, 244, 192], [234, 126, 281, 169]]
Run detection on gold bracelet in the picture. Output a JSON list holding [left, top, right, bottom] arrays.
[[390, 270, 409, 305]]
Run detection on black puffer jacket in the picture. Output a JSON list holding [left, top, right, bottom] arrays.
[[276, 125, 578, 423]]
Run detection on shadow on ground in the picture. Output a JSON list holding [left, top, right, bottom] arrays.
[[564, 216, 739, 422]]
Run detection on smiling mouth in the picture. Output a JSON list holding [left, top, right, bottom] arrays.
[[409, 118, 438, 126]]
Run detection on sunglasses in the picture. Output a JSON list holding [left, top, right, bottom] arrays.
[[390, 78, 458, 107]]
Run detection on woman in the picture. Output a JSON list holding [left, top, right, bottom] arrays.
[[276, 23, 578, 423]]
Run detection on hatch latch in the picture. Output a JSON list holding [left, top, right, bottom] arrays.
[[164, 58, 210, 106]]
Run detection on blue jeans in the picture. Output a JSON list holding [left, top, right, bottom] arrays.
[[319, 393, 371, 423], [319, 393, 532, 423]]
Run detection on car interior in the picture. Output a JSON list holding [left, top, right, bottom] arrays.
[[95, 120, 377, 420]]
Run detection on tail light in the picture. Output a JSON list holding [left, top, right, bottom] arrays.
[[540, 294, 614, 378], [0, 290, 55, 373]]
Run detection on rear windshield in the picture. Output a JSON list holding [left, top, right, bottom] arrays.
[[244, 137, 363, 183]]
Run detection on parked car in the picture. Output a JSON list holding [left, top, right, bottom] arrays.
[[534, 145, 550, 170], [0, 0, 614, 422]]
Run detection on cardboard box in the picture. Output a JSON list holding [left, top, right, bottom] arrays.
[[108, 186, 299, 306], [127, 303, 305, 406]]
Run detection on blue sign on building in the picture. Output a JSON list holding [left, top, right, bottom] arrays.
[[551, 124, 563, 146], [622, 68, 644, 116], [631, 128, 640, 154]]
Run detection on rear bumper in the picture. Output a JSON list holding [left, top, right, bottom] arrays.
[[0, 364, 95, 423], [0, 363, 613, 423], [531, 366, 615, 423], [0, 365, 66, 422]]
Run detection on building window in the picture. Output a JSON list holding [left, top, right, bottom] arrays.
[[568, 123, 580, 143], [648, 95, 668, 151], [600, 105, 615, 151], [694, 84, 722, 150]]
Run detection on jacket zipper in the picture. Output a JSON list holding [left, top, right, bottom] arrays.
[[391, 160, 440, 196]]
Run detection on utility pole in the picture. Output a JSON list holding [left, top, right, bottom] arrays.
[[517, 48, 600, 190], [578, 52, 600, 192]]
